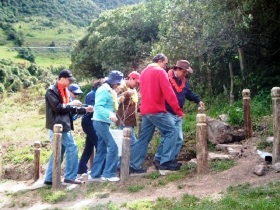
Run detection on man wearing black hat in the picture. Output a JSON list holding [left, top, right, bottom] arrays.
[[44, 69, 93, 185]]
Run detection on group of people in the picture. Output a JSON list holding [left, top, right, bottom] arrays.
[[44, 53, 204, 185]]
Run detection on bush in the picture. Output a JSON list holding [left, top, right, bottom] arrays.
[[0, 68, 7, 83], [9, 77, 22, 92], [0, 82, 5, 93]]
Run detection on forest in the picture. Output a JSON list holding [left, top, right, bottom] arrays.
[[71, 0, 280, 102]]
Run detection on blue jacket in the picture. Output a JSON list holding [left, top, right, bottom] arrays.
[[82, 88, 97, 123], [166, 71, 201, 115]]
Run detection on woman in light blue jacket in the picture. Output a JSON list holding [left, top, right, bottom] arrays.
[[88, 70, 123, 182]]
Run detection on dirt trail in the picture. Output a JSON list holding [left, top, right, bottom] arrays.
[[1, 140, 279, 210]]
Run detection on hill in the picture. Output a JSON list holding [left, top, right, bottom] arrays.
[[0, 0, 143, 26], [0, 0, 143, 67]]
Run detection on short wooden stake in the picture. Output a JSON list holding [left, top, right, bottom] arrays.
[[196, 108, 208, 173], [52, 124, 63, 190], [242, 89, 253, 138], [272, 87, 280, 163], [34, 141, 41, 182], [120, 127, 131, 183]]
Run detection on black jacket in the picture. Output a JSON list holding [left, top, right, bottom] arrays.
[[45, 83, 87, 132]]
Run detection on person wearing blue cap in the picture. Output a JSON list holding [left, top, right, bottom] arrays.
[[88, 70, 123, 182], [68, 84, 83, 101]]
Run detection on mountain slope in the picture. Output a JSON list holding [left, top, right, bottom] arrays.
[[0, 0, 143, 26]]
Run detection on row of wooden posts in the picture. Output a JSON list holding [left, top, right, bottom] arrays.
[[0, 87, 279, 190]]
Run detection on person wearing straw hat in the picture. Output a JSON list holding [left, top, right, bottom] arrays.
[[154, 60, 205, 169]]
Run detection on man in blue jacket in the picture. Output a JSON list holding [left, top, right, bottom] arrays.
[[154, 60, 205, 169]]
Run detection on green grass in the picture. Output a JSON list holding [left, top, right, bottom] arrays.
[[0, 16, 87, 67], [210, 159, 235, 172]]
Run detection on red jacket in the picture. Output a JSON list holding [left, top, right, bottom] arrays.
[[139, 64, 184, 117]]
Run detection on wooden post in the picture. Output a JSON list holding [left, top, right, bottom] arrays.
[[120, 127, 131, 183], [0, 144, 2, 181], [34, 141, 41, 182], [52, 124, 63, 190], [242, 89, 252, 138], [196, 107, 208, 173], [272, 87, 280, 163]]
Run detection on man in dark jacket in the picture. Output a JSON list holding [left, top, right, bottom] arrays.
[[44, 69, 93, 185], [154, 60, 205, 170]]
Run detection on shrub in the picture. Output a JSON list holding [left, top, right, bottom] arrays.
[[0, 82, 5, 93], [0, 68, 7, 83], [9, 77, 22, 92]]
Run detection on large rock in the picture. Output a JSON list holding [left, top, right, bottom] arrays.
[[207, 117, 245, 144]]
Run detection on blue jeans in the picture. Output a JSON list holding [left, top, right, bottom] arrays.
[[130, 113, 176, 169], [45, 130, 79, 182], [155, 113, 182, 161], [90, 121, 118, 178], [77, 117, 98, 174]]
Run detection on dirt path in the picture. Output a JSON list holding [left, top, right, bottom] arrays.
[[1, 141, 279, 210]]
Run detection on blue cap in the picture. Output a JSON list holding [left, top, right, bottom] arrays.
[[68, 84, 83, 94], [106, 70, 123, 85]]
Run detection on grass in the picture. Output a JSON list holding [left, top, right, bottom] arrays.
[[1, 16, 87, 67]]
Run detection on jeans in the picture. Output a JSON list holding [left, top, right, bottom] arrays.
[[130, 113, 176, 169], [90, 120, 118, 178], [155, 113, 182, 161], [77, 118, 98, 174], [45, 130, 79, 182]]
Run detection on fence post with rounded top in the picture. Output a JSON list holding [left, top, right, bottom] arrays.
[[242, 89, 253, 138], [34, 141, 41, 182], [272, 87, 280, 163], [120, 127, 131, 183], [52, 124, 63, 190], [196, 107, 208, 173]]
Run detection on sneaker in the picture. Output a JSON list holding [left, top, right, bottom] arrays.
[[87, 175, 105, 182], [64, 179, 83, 185], [77, 173, 87, 180], [44, 180, 52, 186], [158, 161, 181, 171], [153, 159, 160, 169], [129, 167, 147, 176], [101, 177, 120, 182]]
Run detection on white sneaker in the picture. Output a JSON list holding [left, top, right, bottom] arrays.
[[77, 173, 88, 181], [87, 175, 104, 182], [101, 176, 120, 182]]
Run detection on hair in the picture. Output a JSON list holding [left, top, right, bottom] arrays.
[[92, 78, 104, 90], [152, 53, 166, 63]]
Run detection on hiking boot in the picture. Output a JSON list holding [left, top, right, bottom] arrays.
[[172, 160, 182, 167], [158, 161, 181, 171], [129, 167, 147, 176], [153, 159, 160, 169]]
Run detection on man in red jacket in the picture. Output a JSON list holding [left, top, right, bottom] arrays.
[[129, 53, 184, 174]]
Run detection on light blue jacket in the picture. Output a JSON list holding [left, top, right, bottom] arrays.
[[93, 83, 115, 124]]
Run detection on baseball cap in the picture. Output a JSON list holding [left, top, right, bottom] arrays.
[[128, 71, 140, 82], [68, 84, 83, 94], [58, 69, 76, 82]]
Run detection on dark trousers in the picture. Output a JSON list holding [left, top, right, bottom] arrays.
[[77, 117, 98, 174]]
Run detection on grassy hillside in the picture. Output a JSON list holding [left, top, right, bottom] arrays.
[[0, 17, 87, 67], [0, 0, 143, 67]]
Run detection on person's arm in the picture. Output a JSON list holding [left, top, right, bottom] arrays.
[[185, 82, 205, 109], [158, 70, 184, 117]]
